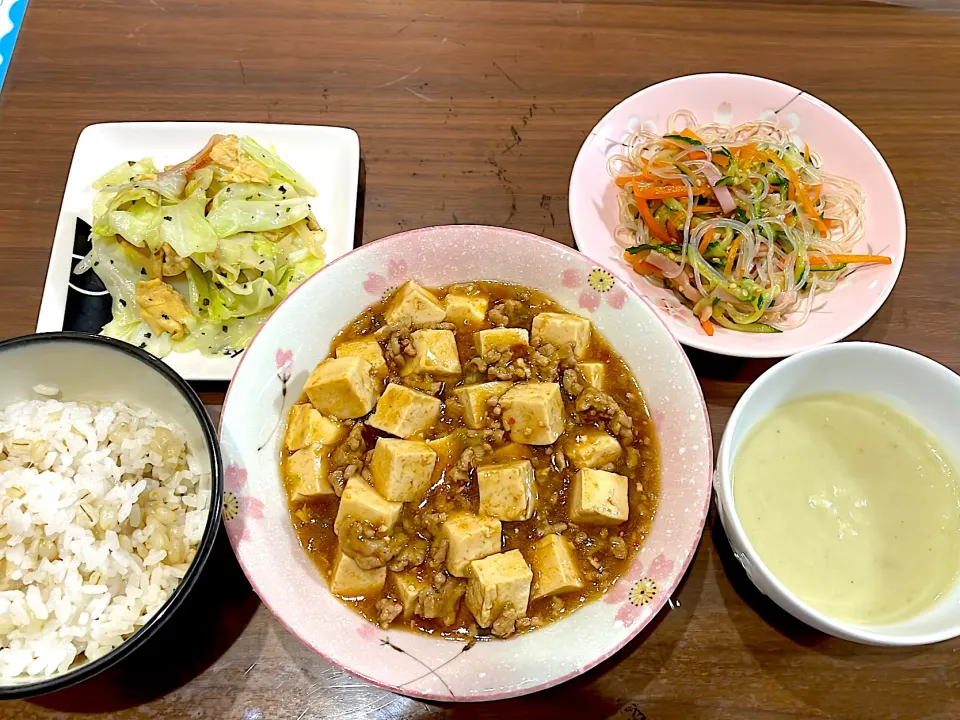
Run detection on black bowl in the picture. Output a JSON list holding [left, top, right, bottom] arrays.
[[0, 332, 223, 699]]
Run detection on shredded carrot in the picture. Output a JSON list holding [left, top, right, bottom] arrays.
[[692, 205, 721, 213], [634, 196, 674, 244], [809, 184, 822, 202], [724, 235, 741, 277], [701, 318, 715, 336], [678, 128, 703, 143], [823, 217, 842, 229], [627, 183, 703, 199], [698, 228, 716, 254], [623, 251, 660, 276], [808, 254, 891, 267], [804, 144, 811, 163], [712, 153, 730, 168]]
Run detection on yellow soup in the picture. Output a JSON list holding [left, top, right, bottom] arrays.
[[733, 393, 960, 625]]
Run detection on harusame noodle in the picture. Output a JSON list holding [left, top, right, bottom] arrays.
[[608, 110, 888, 335]]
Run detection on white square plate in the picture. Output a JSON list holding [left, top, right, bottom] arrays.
[[36, 122, 361, 381]]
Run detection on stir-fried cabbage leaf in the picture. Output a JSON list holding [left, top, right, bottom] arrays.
[[73, 134, 327, 358], [239, 137, 317, 195], [206, 198, 311, 237]]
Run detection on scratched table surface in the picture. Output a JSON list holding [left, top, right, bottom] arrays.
[[0, 0, 959, 718]]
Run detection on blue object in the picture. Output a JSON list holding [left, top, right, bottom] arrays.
[[0, 0, 28, 93]]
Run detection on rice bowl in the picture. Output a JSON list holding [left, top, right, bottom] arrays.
[[0, 332, 222, 698]]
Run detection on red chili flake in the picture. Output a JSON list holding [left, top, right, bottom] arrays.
[[507, 417, 516, 426]]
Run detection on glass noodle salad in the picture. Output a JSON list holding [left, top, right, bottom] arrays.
[[609, 111, 890, 335], [74, 135, 327, 357]]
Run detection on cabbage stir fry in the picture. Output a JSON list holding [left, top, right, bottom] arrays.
[[74, 135, 327, 357]]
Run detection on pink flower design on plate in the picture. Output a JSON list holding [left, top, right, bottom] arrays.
[[356, 623, 377, 640], [223, 463, 265, 545], [605, 552, 676, 626], [276, 348, 293, 382], [362, 258, 409, 296], [561, 266, 624, 313]]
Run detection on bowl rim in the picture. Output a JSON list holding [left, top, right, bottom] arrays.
[[568, 71, 907, 359], [0, 331, 224, 698], [218, 224, 714, 700], [716, 340, 960, 645]]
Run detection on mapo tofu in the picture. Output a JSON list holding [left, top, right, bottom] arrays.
[[281, 281, 660, 640]]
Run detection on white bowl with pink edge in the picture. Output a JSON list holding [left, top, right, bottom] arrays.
[[569, 73, 906, 358], [218, 225, 712, 701]]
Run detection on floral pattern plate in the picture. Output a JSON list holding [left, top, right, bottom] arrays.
[[218, 226, 712, 701], [568, 73, 906, 358]]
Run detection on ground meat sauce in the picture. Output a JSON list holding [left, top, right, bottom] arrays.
[[281, 281, 660, 640]]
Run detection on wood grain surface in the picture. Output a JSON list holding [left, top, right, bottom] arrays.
[[1, 0, 959, 718]]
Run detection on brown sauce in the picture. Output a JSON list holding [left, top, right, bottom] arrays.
[[281, 281, 660, 640]]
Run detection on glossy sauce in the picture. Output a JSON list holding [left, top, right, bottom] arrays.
[[282, 282, 661, 638], [734, 393, 960, 624]]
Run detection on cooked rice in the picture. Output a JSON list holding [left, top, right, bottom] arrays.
[[0, 398, 210, 680]]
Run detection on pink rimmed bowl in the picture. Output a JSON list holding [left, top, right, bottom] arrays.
[[218, 226, 712, 701], [569, 73, 906, 358]]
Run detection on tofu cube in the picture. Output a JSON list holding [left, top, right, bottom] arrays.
[[474, 327, 529, 356], [427, 432, 463, 473], [569, 469, 629, 526], [400, 329, 462, 377], [304, 357, 379, 420], [477, 460, 536, 522], [500, 383, 565, 445], [453, 381, 513, 429], [531, 534, 583, 599], [367, 384, 441, 439], [286, 446, 335, 501], [284, 404, 347, 451], [444, 292, 488, 326], [336, 339, 388, 383], [578, 362, 605, 390], [531, 312, 593, 358], [564, 429, 622, 469], [441, 513, 502, 577], [384, 280, 446, 325], [329, 550, 386, 597], [465, 550, 533, 628], [334, 478, 403, 536], [392, 571, 429, 618], [370, 438, 437, 502]]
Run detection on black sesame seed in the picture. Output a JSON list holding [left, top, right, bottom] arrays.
[[279, 185, 287, 193], [161, 313, 170, 320], [238, 316, 245, 320], [202, 298, 210, 306], [222, 325, 228, 332], [94, 261, 99, 267], [275, 212, 280, 217], [140, 268, 147, 275], [275, 204, 280, 208], [128, 161, 136, 166], [164, 216, 172, 221], [144, 332, 151, 338], [139, 342, 147, 348], [119, 299, 127, 307], [109, 260, 114, 265]]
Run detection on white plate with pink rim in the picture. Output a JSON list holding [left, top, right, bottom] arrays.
[[568, 73, 906, 358], [217, 225, 712, 701]]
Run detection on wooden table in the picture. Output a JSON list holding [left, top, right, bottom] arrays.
[[1, 0, 958, 717]]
